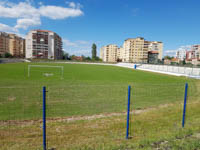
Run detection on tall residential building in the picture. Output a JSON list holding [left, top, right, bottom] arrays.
[[191, 45, 200, 59], [122, 37, 149, 63], [9, 34, 25, 57], [176, 49, 186, 60], [117, 47, 124, 61], [26, 29, 63, 59], [100, 44, 118, 62], [0, 32, 25, 57], [148, 41, 163, 60], [186, 51, 195, 60], [148, 51, 159, 64], [0, 32, 10, 56]]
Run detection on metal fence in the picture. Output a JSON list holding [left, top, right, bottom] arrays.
[[139, 64, 200, 77], [0, 83, 199, 149]]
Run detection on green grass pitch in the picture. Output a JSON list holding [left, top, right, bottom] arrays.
[[0, 62, 197, 120]]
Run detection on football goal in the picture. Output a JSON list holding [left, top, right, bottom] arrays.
[[28, 65, 64, 79]]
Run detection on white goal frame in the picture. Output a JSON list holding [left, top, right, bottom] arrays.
[[28, 65, 64, 79]]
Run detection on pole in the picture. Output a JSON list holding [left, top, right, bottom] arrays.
[[126, 85, 131, 139], [43, 86, 47, 150], [182, 83, 188, 128], [28, 65, 30, 77]]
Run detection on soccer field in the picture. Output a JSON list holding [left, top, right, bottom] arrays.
[[1, 62, 200, 150], [0, 62, 198, 120]]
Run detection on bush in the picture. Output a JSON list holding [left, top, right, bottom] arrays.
[[4, 52, 13, 58]]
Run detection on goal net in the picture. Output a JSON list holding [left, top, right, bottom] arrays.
[[28, 65, 64, 79]]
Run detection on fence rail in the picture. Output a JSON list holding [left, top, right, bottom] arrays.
[[139, 64, 200, 77]]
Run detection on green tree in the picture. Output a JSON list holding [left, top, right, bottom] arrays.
[[63, 52, 69, 60], [92, 43, 97, 59], [4, 52, 12, 58], [164, 55, 174, 60], [182, 59, 186, 65]]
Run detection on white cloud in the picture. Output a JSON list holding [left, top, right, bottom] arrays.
[[39, 5, 83, 20], [0, 23, 18, 32], [0, 2, 38, 18], [15, 18, 41, 29], [38, 1, 43, 6], [164, 50, 178, 54], [63, 39, 78, 47], [0, 1, 83, 30], [164, 45, 192, 56], [70, 49, 91, 56], [132, 8, 139, 16], [77, 40, 90, 45], [69, 2, 76, 8], [63, 39, 95, 56]]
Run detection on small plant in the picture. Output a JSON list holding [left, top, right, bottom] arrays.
[[4, 52, 13, 58]]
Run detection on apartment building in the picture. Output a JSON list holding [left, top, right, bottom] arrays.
[[186, 51, 196, 60], [100, 37, 163, 63], [0, 32, 10, 56], [9, 34, 25, 57], [117, 47, 124, 61], [100, 44, 118, 62], [148, 51, 159, 64], [26, 29, 63, 59], [122, 37, 149, 63], [0, 32, 25, 57], [191, 45, 200, 59], [148, 41, 163, 60], [176, 49, 186, 60]]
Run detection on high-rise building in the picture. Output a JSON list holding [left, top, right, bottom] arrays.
[[191, 45, 200, 59], [101, 37, 163, 63], [9, 34, 25, 57], [0, 32, 25, 57], [176, 49, 186, 61], [117, 47, 124, 61], [0, 32, 10, 56], [26, 29, 63, 59], [148, 41, 163, 60], [100, 44, 118, 62], [122, 37, 149, 63]]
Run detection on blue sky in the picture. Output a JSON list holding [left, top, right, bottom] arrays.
[[0, 0, 200, 57]]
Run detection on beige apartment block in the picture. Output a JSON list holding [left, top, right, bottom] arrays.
[[148, 41, 163, 60], [0, 32, 25, 57], [122, 37, 148, 63], [101, 37, 163, 63], [9, 34, 25, 57], [100, 44, 118, 62], [0, 32, 10, 55], [117, 47, 124, 61]]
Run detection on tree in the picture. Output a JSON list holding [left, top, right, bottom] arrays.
[[164, 55, 174, 60], [63, 52, 69, 60], [92, 43, 97, 59], [182, 59, 186, 65], [4, 52, 12, 58], [85, 56, 91, 61]]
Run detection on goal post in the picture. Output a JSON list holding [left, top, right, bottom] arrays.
[[28, 65, 64, 79]]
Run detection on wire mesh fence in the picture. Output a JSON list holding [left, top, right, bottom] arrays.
[[0, 83, 199, 149], [0, 86, 43, 150]]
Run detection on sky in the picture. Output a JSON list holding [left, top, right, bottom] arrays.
[[0, 0, 200, 57]]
